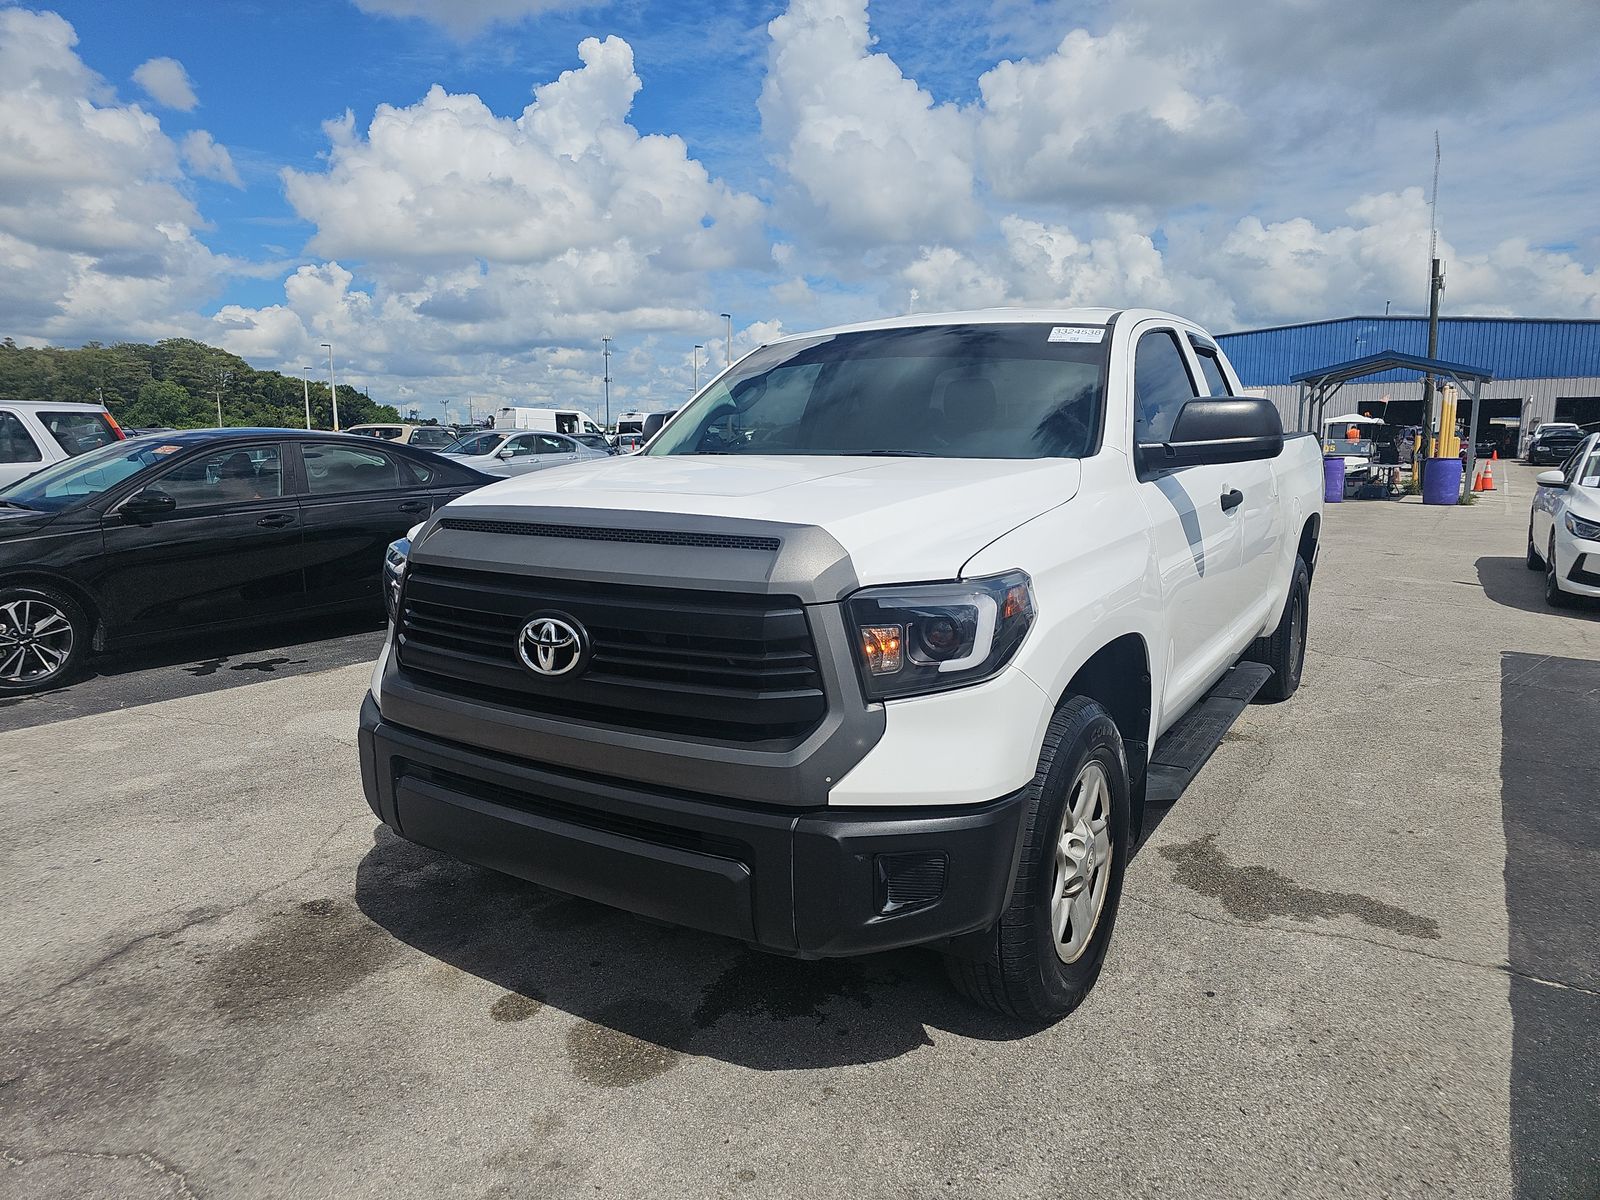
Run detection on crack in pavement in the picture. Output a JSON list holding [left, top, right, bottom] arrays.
[[1126, 894, 1600, 998], [1, 1144, 201, 1198]]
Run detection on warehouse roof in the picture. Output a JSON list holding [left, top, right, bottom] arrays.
[[1216, 315, 1600, 386]]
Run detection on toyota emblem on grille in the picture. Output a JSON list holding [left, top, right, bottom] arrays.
[[517, 614, 587, 677]]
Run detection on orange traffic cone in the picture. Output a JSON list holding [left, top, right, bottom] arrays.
[[1472, 467, 1485, 492], [1482, 457, 1496, 490]]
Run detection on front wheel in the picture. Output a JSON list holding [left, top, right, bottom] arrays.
[[0, 585, 89, 695], [945, 696, 1129, 1023], [1546, 533, 1571, 608], [1527, 520, 1544, 570], [1247, 555, 1310, 703]]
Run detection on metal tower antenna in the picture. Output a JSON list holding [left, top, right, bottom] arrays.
[[1427, 131, 1441, 291]]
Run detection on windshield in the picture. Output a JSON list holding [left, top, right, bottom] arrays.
[[0, 436, 182, 512], [444, 431, 504, 456], [646, 323, 1107, 459]]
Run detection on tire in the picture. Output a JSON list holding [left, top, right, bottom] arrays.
[[0, 584, 89, 695], [1246, 555, 1310, 703], [944, 696, 1129, 1023], [1545, 533, 1571, 609], [1527, 520, 1544, 570]]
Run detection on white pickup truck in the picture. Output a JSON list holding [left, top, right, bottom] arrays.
[[362, 308, 1324, 1021]]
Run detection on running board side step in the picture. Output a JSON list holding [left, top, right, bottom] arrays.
[[1143, 662, 1272, 805]]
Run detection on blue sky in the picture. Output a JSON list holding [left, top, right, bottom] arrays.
[[5, 0, 1600, 421]]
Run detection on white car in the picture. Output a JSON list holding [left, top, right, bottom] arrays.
[[0, 400, 125, 488], [1529, 432, 1600, 606], [363, 307, 1324, 1023], [441, 429, 608, 478]]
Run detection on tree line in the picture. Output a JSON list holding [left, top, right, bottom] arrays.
[[0, 337, 403, 430]]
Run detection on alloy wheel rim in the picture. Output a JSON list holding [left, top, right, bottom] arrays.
[[0, 599, 74, 684], [1051, 759, 1113, 964]]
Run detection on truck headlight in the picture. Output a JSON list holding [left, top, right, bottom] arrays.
[[384, 524, 423, 621], [1565, 511, 1600, 541], [846, 571, 1034, 700]]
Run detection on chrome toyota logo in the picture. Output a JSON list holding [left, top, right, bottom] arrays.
[[517, 615, 587, 677]]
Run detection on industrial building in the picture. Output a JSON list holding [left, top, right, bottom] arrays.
[[1216, 316, 1600, 456]]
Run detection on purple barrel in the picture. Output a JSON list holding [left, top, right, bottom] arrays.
[[1323, 456, 1345, 503], [1422, 456, 1464, 505]]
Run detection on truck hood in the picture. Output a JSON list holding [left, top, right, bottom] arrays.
[[446, 455, 1080, 585]]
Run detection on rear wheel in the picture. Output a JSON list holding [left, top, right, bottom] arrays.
[[0, 585, 88, 695], [1545, 533, 1571, 608], [945, 696, 1129, 1023], [1247, 555, 1310, 703]]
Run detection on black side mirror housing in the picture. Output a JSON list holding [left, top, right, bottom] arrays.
[[1136, 398, 1285, 474], [120, 487, 177, 523]]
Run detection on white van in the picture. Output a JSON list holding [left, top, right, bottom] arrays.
[[493, 407, 604, 437], [0, 400, 125, 489]]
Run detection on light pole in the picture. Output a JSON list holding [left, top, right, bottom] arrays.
[[602, 335, 612, 432], [719, 313, 732, 367], [214, 368, 232, 427], [320, 342, 341, 432], [301, 366, 313, 429], [693, 344, 703, 393]]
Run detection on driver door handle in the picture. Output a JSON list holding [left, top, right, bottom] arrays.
[[257, 513, 296, 528], [1221, 488, 1244, 513], [398, 500, 428, 513]]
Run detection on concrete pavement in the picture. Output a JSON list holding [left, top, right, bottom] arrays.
[[1, 463, 1595, 1199]]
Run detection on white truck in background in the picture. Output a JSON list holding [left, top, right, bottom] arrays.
[[493, 407, 605, 437], [366, 308, 1324, 1022]]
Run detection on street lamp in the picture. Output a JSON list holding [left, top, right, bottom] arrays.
[[301, 366, 313, 430], [693, 344, 703, 393], [214, 368, 232, 427], [602, 335, 612, 432], [719, 313, 732, 367], [320, 342, 341, 432]]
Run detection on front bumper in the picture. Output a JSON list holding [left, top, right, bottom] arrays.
[[359, 694, 1028, 957], [1556, 538, 1600, 597]]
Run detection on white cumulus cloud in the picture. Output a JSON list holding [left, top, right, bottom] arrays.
[[0, 11, 220, 342], [132, 55, 197, 111], [181, 130, 243, 188], [761, 0, 979, 247]]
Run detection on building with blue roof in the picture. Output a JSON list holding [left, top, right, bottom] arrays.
[[1216, 316, 1600, 452]]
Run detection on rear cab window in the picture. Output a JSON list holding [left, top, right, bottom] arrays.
[[1188, 338, 1234, 397], [39, 410, 120, 457]]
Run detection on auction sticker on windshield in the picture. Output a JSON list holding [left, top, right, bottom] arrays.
[[1047, 326, 1105, 343]]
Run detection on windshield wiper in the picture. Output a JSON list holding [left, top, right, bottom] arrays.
[[855, 449, 940, 457], [0, 499, 35, 510]]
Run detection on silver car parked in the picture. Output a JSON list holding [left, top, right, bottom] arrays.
[[442, 430, 609, 478]]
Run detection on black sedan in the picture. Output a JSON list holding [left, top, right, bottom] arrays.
[[0, 428, 496, 694]]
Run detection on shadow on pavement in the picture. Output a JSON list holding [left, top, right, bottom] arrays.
[[1500, 652, 1600, 1197], [1476, 555, 1599, 618], [355, 827, 1038, 1071]]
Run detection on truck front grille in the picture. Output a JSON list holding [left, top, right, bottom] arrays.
[[397, 564, 827, 744]]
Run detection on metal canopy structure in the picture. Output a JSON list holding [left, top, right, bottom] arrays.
[[1292, 349, 1495, 498]]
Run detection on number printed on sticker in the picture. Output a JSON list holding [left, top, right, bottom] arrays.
[[1047, 326, 1105, 344]]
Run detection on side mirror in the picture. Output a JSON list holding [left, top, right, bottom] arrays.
[[1536, 470, 1568, 489], [121, 487, 177, 523], [1136, 398, 1284, 474], [495, 447, 515, 459]]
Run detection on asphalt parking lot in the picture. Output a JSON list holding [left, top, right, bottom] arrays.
[[1, 463, 1596, 1200]]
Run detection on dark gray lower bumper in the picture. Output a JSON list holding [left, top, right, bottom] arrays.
[[359, 693, 1028, 957]]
